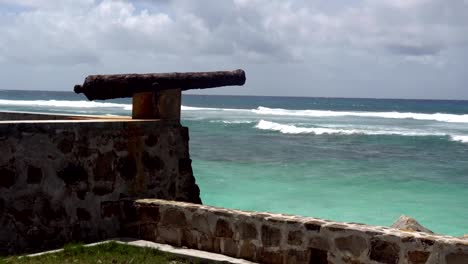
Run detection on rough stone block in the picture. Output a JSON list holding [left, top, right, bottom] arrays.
[[116, 155, 137, 181], [120, 200, 138, 223], [0, 167, 16, 188], [57, 163, 88, 186], [76, 208, 91, 221], [181, 229, 199, 249], [198, 233, 214, 252], [258, 249, 284, 264], [140, 223, 157, 241], [93, 151, 117, 181], [445, 252, 468, 264], [215, 218, 234, 238], [369, 238, 400, 264], [288, 230, 304, 246], [309, 236, 330, 251], [161, 207, 187, 228], [261, 225, 282, 247], [137, 205, 160, 223], [407, 250, 430, 264], [100, 201, 120, 218], [240, 240, 257, 261], [309, 248, 328, 264], [240, 222, 258, 240], [304, 220, 323, 232], [286, 249, 310, 264], [156, 226, 181, 246], [27, 166, 43, 184], [335, 235, 367, 257], [191, 212, 211, 234], [223, 238, 239, 257]]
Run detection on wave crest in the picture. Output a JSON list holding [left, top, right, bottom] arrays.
[[254, 120, 468, 144], [252, 106, 468, 123], [451, 135, 468, 143]]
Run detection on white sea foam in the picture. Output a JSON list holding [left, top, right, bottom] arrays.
[[0, 99, 132, 110], [181, 105, 245, 112], [451, 135, 468, 143], [254, 120, 453, 137], [210, 120, 254, 124], [252, 106, 468, 123]]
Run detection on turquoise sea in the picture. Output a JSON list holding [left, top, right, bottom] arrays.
[[1, 90, 468, 236]]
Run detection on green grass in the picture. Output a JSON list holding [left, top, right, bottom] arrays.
[[1, 242, 198, 264]]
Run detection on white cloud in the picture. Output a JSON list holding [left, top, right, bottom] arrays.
[[0, 0, 467, 98]]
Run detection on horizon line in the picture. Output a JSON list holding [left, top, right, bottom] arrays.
[[1, 88, 467, 102]]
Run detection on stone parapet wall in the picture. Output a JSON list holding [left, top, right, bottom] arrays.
[[129, 199, 468, 264], [0, 118, 201, 254]]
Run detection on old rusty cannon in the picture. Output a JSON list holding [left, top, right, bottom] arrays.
[[74, 69, 246, 119]]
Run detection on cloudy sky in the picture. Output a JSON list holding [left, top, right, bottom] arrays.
[[0, 0, 467, 99]]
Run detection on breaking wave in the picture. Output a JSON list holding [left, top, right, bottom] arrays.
[[209, 120, 254, 124], [255, 120, 468, 144], [252, 107, 468, 123], [451, 135, 468, 143]]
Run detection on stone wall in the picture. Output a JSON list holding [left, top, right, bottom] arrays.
[[128, 199, 468, 264], [0, 115, 201, 254]]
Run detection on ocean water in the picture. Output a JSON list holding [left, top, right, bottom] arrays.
[[1, 90, 468, 236]]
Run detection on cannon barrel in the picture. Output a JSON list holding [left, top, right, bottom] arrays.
[[74, 69, 246, 100]]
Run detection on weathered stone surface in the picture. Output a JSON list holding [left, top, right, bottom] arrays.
[[181, 229, 198, 248], [288, 230, 303, 246], [407, 250, 430, 264], [156, 226, 180, 246], [309, 236, 330, 250], [117, 155, 137, 180], [161, 208, 187, 228], [93, 184, 114, 196], [145, 134, 159, 147], [27, 166, 43, 184], [191, 212, 211, 234], [261, 225, 282, 247], [199, 233, 214, 252], [369, 238, 400, 264], [137, 205, 160, 223], [140, 223, 157, 241], [258, 249, 283, 264], [287, 249, 309, 264], [58, 163, 88, 185], [215, 219, 234, 238], [94, 152, 116, 181], [240, 240, 257, 260], [304, 220, 323, 232], [240, 222, 257, 240], [391, 215, 434, 234], [446, 252, 468, 264], [223, 238, 239, 257], [120, 200, 138, 222], [142, 151, 164, 171], [309, 248, 328, 264], [178, 158, 193, 175], [100, 201, 120, 218], [335, 235, 367, 257], [0, 167, 16, 188], [325, 224, 348, 232], [76, 208, 91, 221], [57, 138, 74, 154]]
